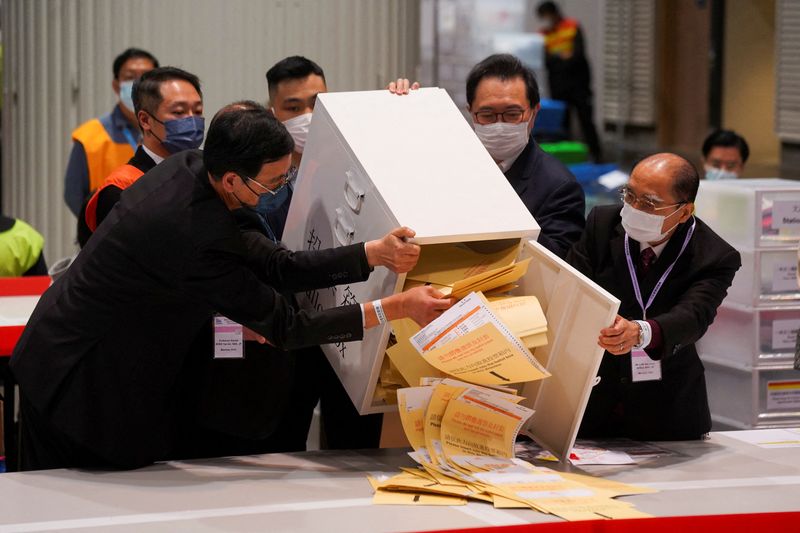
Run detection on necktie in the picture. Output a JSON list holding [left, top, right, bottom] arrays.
[[640, 247, 657, 277]]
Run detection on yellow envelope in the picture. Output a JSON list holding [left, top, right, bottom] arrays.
[[487, 295, 548, 338], [387, 319, 444, 387], [558, 472, 658, 498], [450, 258, 532, 299], [521, 332, 549, 349], [372, 489, 467, 506], [379, 355, 408, 388], [397, 387, 433, 452], [422, 322, 550, 386], [483, 284, 519, 297], [423, 384, 465, 464], [406, 242, 519, 287]]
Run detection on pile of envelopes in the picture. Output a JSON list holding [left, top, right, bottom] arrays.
[[368, 378, 656, 520], [375, 242, 551, 403]]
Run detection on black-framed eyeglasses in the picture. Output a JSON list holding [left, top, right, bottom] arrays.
[[620, 186, 686, 212], [241, 171, 294, 197], [473, 107, 530, 125]]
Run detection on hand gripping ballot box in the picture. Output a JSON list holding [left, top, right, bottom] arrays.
[[282, 89, 620, 460]]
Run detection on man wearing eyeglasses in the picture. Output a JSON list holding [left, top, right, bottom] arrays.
[[566, 153, 741, 441], [465, 54, 585, 259], [11, 105, 453, 471]]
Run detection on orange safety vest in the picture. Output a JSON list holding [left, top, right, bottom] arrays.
[[72, 118, 136, 193], [84, 164, 144, 232], [542, 18, 579, 59]]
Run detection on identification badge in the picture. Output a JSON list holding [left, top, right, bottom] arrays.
[[213, 315, 244, 358], [631, 349, 661, 382]]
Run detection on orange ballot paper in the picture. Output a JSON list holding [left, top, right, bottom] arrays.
[[409, 292, 550, 385]]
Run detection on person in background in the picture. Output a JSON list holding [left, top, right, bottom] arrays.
[[465, 53, 585, 258], [64, 48, 159, 218], [701, 129, 749, 180], [536, 1, 602, 163], [567, 153, 741, 441], [79, 67, 204, 246], [263, 56, 326, 240], [0, 215, 47, 277], [263, 56, 391, 452]]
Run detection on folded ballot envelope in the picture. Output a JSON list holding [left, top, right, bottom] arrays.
[[282, 88, 620, 461]]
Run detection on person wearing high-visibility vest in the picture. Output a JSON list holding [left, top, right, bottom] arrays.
[[0, 215, 47, 277], [536, 1, 603, 163], [63, 48, 159, 218]]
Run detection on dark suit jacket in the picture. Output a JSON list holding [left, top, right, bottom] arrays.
[[566, 205, 741, 441], [11, 149, 372, 469], [505, 138, 585, 258]]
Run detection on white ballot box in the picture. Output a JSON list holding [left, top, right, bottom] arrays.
[[283, 88, 620, 460]]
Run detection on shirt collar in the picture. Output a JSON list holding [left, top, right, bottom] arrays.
[[141, 144, 165, 165], [643, 239, 669, 259]]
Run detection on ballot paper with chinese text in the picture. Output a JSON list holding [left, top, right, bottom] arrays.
[[409, 292, 550, 385]]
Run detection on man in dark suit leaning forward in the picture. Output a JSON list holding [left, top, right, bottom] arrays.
[[567, 153, 741, 441], [11, 106, 452, 471]]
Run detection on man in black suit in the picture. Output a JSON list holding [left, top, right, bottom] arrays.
[[567, 153, 741, 441], [465, 54, 585, 258], [10, 106, 452, 471]]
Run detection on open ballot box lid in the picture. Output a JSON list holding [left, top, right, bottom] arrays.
[[282, 88, 620, 461]]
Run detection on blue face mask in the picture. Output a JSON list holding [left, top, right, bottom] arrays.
[[704, 166, 738, 181], [151, 115, 205, 154], [119, 80, 135, 112], [255, 181, 292, 216]]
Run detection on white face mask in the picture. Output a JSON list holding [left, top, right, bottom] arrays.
[[620, 202, 684, 244], [473, 120, 530, 162], [281, 112, 312, 154], [704, 165, 738, 181]]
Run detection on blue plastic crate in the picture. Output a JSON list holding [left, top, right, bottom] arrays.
[[533, 99, 567, 135], [567, 163, 620, 186]]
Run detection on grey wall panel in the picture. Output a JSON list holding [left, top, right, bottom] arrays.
[[2, 0, 421, 263], [776, 0, 800, 142]]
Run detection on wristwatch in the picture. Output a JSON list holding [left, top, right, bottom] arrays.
[[632, 320, 652, 350], [633, 321, 644, 349]]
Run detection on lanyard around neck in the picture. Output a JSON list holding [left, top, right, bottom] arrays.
[[624, 218, 696, 320]]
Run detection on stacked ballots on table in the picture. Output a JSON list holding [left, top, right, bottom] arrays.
[[374, 242, 551, 403], [367, 378, 656, 520], [695, 179, 800, 429]]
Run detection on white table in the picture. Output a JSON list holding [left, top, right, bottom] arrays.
[[1, 432, 799, 532]]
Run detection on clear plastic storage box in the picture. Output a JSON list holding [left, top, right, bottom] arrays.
[[695, 179, 800, 249], [726, 247, 800, 306], [697, 303, 800, 367], [702, 355, 800, 429]]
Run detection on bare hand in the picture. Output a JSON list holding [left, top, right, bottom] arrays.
[[243, 326, 267, 344], [598, 315, 640, 355], [386, 78, 420, 95], [365, 227, 420, 273], [400, 286, 454, 327]]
